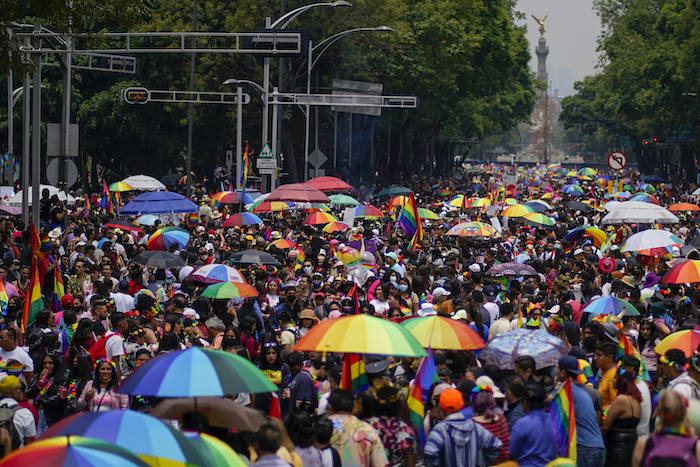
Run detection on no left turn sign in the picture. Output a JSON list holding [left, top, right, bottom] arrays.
[[608, 151, 627, 171]]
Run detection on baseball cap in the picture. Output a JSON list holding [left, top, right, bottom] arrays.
[[451, 309, 468, 321], [61, 294, 74, 308], [558, 355, 584, 375], [439, 388, 465, 413], [385, 252, 399, 261], [432, 287, 450, 297], [468, 263, 481, 273], [573, 248, 584, 256]]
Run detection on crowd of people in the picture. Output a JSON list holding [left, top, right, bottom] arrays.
[[1, 165, 700, 467]]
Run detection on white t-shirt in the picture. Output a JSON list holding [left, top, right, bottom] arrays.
[[105, 333, 125, 363], [111, 292, 135, 313], [636, 380, 652, 438], [0, 347, 34, 381], [0, 397, 36, 446]]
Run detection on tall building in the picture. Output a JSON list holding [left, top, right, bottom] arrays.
[[558, 68, 573, 96]]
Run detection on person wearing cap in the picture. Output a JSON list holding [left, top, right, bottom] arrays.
[[424, 388, 502, 467], [481, 285, 500, 324], [508, 380, 557, 467], [384, 252, 405, 278], [365, 359, 393, 395], [555, 355, 606, 466], [431, 287, 450, 314]]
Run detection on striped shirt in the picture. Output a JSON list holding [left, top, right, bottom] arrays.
[[475, 415, 510, 464]]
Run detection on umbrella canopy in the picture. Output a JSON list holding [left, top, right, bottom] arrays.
[[151, 397, 267, 431], [566, 200, 592, 212], [305, 176, 353, 192], [418, 208, 440, 220], [354, 206, 384, 218], [134, 214, 160, 226], [669, 203, 700, 211], [229, 249, 278, 265], [0, 205, 21, 216], [561, 184, 585, 196], [269, 239, 298, 250], [323, 221, 351, 233], [400, 316, 485, 350], [522, 212, 554, 227], [501, 204, 534, 218], [629, 193, 661, 205], [621, 230, 683, 256], [250, 200, 293, 213], [376, 185, 412, 198], [190, 264, 246, 284], [131, 251, 186, 269], [612, 191, 631, 199], [201, 281, 259, 300], [602, 201, 679, 224], [302, 212, 338, 225], [294, 314, 427, 357], [523, 201, 549, 213], [641, 174, 666, 183], [578, 167, 597, 176], [469, 197, 492, 208], [447, 222, 501, 237], [480, 329, 569, 370], [7, 185, 77, 206], [211, 191, 254, 205], [328, 194, 360, 206], [41, 411, 208, 467], [638, 183, 656, 192], [1, 436, 151, 467], [564, 225, 606, 248], [104, 220, 144, 234], [109, 182, 133, 192], [121, 174, 167, 191], [184, 433, 249, 467], [487, 262, 537, 277], [118, 347, 277, 397], [661, 260, 700, 284], [581, 296, 641, 317], [267, 183, 330, 203], [391, 195, 411, 207], [654, 330, 700, 358], [147, 227, 190, 251], [222, 212, 262, 227], [121, 192, 198, 215]]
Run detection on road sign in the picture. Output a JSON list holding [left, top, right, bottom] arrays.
[[124, 87, 149, 104], [308, 149, 327, 168], [257, 158, 277, 169], [258, 143, 275, 159], [608, 151, 627, 171], [259, 168, 276, 175], [46, 158, 79, 187]]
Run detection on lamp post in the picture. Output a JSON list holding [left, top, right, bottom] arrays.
[[303, 26, 393, 180]]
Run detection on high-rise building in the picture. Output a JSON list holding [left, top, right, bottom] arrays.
[[558, 68, 573, 96]]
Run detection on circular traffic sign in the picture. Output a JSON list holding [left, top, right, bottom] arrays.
[[608, 151, 627, 171]]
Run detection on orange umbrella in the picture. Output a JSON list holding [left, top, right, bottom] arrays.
[[668, 203, 700, 211], [269, 239, 298, 249]]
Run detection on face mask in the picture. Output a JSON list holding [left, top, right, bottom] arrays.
[[222, 337, 237, 348], [390, 276, 398, 283], [303, 266, 313, 274], [287, 295, 296, 303], [7, 305, 19, 314], [399, 284, 408, 292], [342, 306, 354, 313], [313, 281, 322, 288]]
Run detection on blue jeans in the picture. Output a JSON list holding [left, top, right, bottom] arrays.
[[577, 445, 606, 467], [37, 409, 47, 435]]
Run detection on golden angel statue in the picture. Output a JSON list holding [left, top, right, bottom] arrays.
[[531, 14, 548, 38]]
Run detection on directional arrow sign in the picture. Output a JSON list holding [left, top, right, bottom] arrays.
[[608, 151, 627, 171]]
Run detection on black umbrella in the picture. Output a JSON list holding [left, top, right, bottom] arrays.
[[641, 174, 666, 183], [566, 200, 591, 212], [229, 249, 278, 265], [161, 173, 183, 189], [523, 201, 548, 213], [376, 185, 412, 198], [689, 237, 700, 246], [131, 251, 186, 268]]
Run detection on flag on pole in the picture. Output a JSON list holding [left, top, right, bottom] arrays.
[[618, 334, 650, 382], [100, 179, 113, 213], [347, 283, 360, 315], [407, 348, 440, 447], [548, 379, 577, 462], [21, 223, 44, 332], [0, 281, 8, 317], [239, 141, 249, 193], [397, 192, 423, 249], [51, 265, 65, 311], [340, 354, 369, 394]]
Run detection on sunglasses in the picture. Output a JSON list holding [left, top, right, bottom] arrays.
[[263, 342, 278, 348]]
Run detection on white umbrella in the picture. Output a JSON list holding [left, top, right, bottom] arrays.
[[121, 174, 166, 191], [603, 201, 622, 211], [621, 229, 683, 254], [601, 201, 679, 224], [7, 185, 76, 206]]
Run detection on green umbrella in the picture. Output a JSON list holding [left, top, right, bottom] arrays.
[[201, 281, 260, 300], [185, 433, 249, 467], [329, 194, 360, 206], [376, 185, 412, 198]]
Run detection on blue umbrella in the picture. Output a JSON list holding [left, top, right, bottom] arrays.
[[523, 201, 547, 213], [120, 191, 198, 215], [581, 296, 640, 317], [480, 329, 568, 369], [641, 174, 666, 183]]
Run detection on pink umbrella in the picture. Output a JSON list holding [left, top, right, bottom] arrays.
[[267, 183, 330, 203], [305, 176, 353, 192]]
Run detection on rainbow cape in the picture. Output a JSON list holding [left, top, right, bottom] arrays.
[[549, 379, 577, 462], [618, 334, 650, 382]]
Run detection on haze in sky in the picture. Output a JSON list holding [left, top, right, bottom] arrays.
[[516, 0, 602, 96]]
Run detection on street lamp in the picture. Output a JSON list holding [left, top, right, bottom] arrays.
[[270, 1, 351, 29], [303, 26, 393, 180]]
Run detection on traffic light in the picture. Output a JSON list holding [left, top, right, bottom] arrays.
[[642, 139, 653, 146], [652, 136, 666, 143]]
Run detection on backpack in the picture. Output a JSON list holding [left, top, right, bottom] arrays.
[[0, 404, 22, 450], [643, 433, 699, 467], [88, 331, 118, 364]]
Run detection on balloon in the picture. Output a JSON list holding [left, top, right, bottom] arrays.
[[361, 251, 376, 269], [339, 246, 361, 270]]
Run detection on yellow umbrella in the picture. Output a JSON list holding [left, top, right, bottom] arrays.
[[418, 208, 440, 220], [501, 204, 535, 218], [470, 197, 492, 208]]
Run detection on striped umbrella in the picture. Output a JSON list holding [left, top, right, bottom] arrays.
[[400, 316, 485, 350], [184, 432, 249, 467], [638, 183, 656, 192], [629, 193, 660, 205], [269, 239, 298, 249], [302, 212, 338, 225], [613, 191, 631, 199], [578, 167, 597, 177], [418, 208, 440, 220], [201, 281, 260, 300], [661, 260, 700, 284], [222, 212, 262, 227], [561, 184, 585, 196], [447, 222, 501, 237], [109, 182, 133, 192], [147, 227, 190, 251], [501, 204, 535, 218], [250, 200, 293, 213], [390, 195, 410, 207], [621, 230, 683, 256], [354, 206, 384, 218], [564, 226, 607, 248], [469, 197, 492, 208], [655, 330, 700, 358], [212, 191, 254, 205], [581, 296, 640, 316], [323, 221, 351, 233], [522, 212, 554, 227], [190, 264, 246, 284]]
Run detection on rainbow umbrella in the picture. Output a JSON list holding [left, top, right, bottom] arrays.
[[448, 195, 471, 208], [577, 175, 593, 182], [190, 264, 246, 284], [354, 206, 384, 218], [302, 212, 338, 225], [250, 200, 293, 213], [184, 433, 248, 467], [40, 411, 207, 467], [522, 212, 554, 227], [621, 230, 683, 256], [469, 197, 492, 208], [629, 193, 660, 205], [294, 314, 427, 357], [505, 198, 518, 205], [669, 203, 700, 211], [118, 347, 277, 397], [566, 170, 578, 177], [654, 330, 700, 358], [328, 194, 360, 206], [109, 182, 133, 192], [269, 239, 298, 249], [222, 212, 262, 227], [613, 191, 631, 199], [501, 204, 535, 218], [201, 281, 259, 300], [418, 208, 440, 220], [1, 436, 151, 467], [447, 222, 501, 237], [564, 225, 606, 247], [661, 260, 700, 284], [578, 167, 597, 177], [323, 221, 351, 233], [147, 227, 190, 251], [561, 184, 585, 196], [581, 296, 640, 317], [390, 195, 410, 207], [211, 191, 254, 205], [400, 316, 485, 350], [638, 183, 656, 192]]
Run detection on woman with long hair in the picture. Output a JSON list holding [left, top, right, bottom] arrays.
[[637, 320, 661, 385], [285, 410, 322, 467], [631, 389, 700, 467], [65, 353, 94, 416], [365, 386, 416, 467], [470, 386, 510, 465], [26, 353, 66, 433], [255, 342, 290, 416], [601, 366, 642, 467], [77, 359, 129, 412], [467, 302, 488, 340]]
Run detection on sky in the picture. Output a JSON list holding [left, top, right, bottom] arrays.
[[515, 0, 602, 96]]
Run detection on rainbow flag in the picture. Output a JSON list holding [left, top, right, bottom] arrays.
[[52, 265, 65, 311], [576, 358, 595, 386], [239, 141, 249, 191], [397, 192, 423, 249], [407, 348, 440, 447], [340, 353, 369, 394], [618, 334, 650, 382], [548, 379, 577, 462], [188, 212, 198, 225], [21, 223, 44, 332], [100, 179, 113, 213], [347, 283, 360, 315], [294, 247, 306, 271], [0, 281, 8, 316]]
